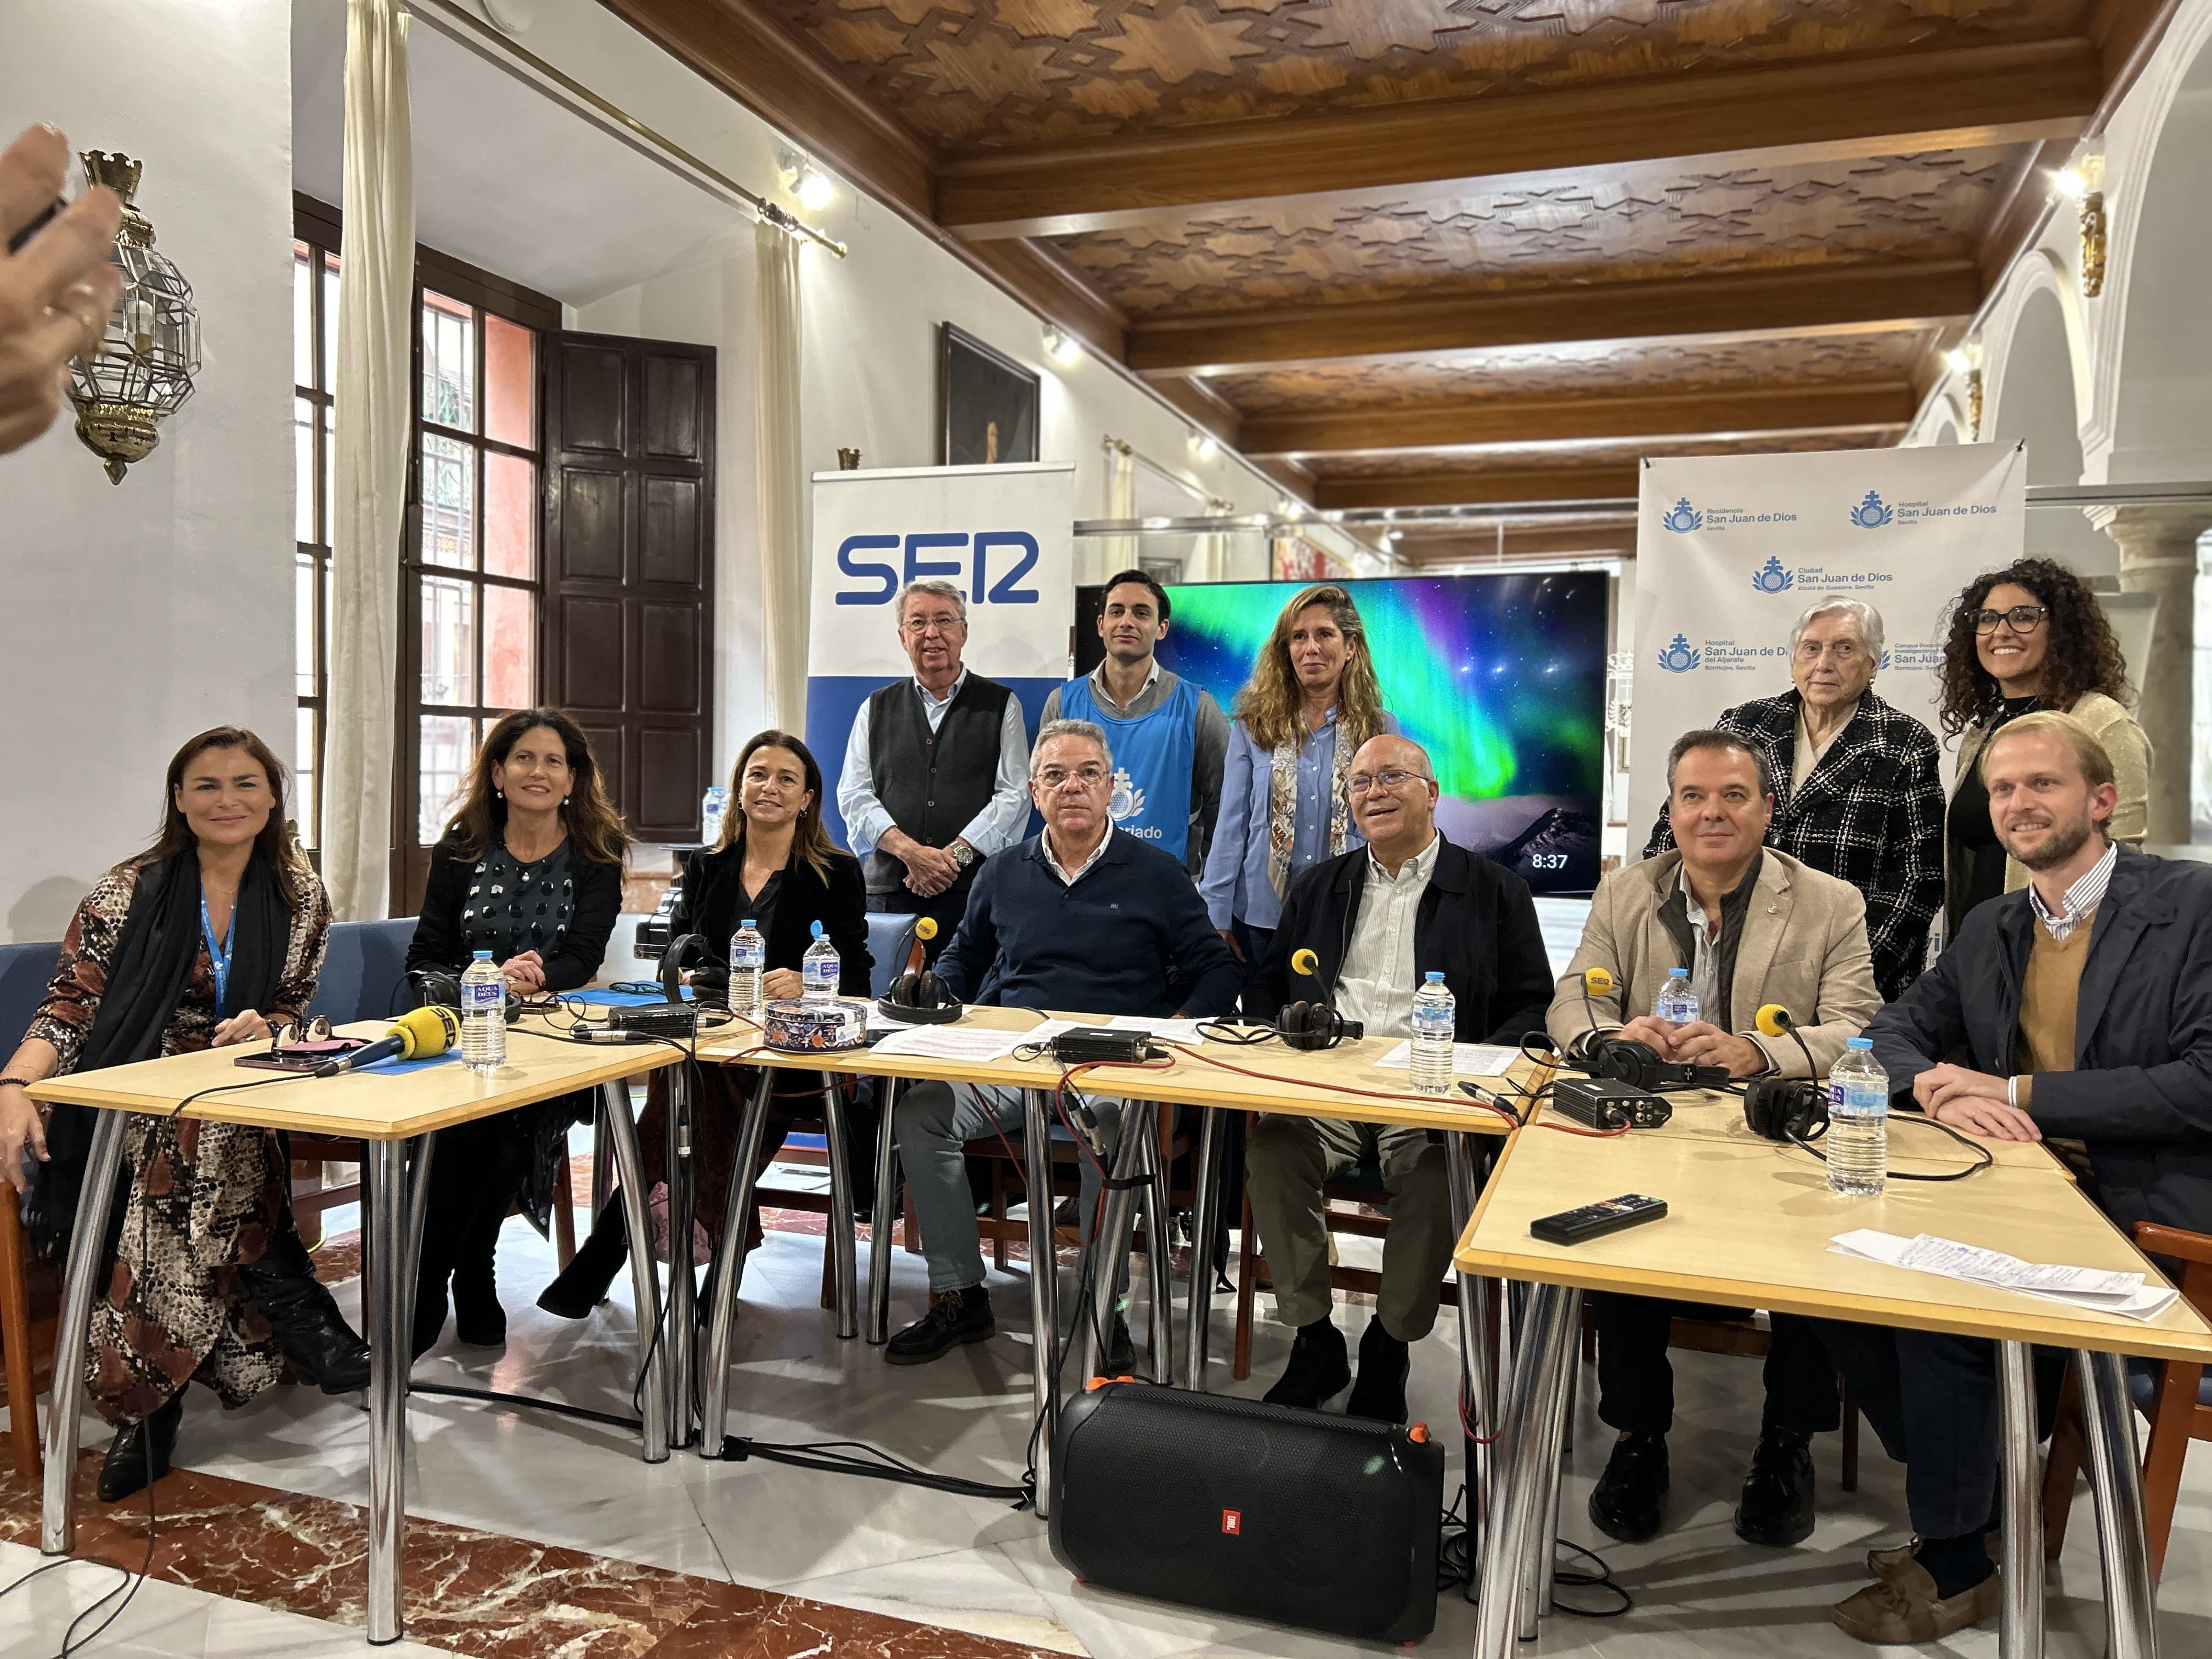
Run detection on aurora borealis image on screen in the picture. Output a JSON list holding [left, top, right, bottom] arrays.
[[1074, 573, 1608, 894]]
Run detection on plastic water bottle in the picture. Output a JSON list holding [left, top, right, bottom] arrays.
[[1655, 967, 1700, 1025], [459, 950, 506, 1075], [802, 921, 840, 1004], [700, 786, 729, 847], [1409, 972, 1456, 1096], [1826, 1037, 1890, 1197], [730, 918, 766, 1022]]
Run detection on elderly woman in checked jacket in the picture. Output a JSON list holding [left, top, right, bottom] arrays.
[[1646, 597, 1944, 1001]]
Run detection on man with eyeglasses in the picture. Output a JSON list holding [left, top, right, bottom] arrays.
[[837, 578, 1031, 961], [1646, 596, 1943, 1001], [1243, 733, 1553, 1423], [885, 719, 1239, 1367]]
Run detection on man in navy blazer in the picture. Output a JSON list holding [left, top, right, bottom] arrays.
[[1818, 710, 2212, 1645]]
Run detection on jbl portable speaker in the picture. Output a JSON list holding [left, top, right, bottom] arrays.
[[1048, 1380, 1444, 1643]]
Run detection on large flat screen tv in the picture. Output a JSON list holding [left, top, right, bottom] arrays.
[[1074, 573, 1607, 895]]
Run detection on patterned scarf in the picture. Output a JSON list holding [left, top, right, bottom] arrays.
[[1266, 716, 1355, 899]]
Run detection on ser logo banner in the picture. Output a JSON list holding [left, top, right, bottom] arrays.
[[834, 532, 1041, 606]]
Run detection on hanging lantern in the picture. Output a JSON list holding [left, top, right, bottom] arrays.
[[67, 152, 200, 484]]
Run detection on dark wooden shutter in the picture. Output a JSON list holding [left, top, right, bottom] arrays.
[[541, 331, 715, 843]]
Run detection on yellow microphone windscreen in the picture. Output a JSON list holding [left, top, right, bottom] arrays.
[[1755, 1004, 1792, 1038], [915, 917, 939, 941], [1581, 966, 1614, 997], [395, 1003, 460, 1060], [1290, 947, 1319, 977]]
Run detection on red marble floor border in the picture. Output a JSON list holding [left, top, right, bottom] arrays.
[[0, 1446, 1058, 1658]]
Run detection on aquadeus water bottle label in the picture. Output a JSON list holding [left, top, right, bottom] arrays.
[[462, 979, 504, 1011]]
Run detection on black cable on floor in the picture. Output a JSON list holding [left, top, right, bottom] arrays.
[[1434, 1484, 1632, 1617], [407, 1382, 643, 1432]]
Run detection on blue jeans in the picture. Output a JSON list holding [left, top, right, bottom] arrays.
[[895, 1081, 1126, 1295]]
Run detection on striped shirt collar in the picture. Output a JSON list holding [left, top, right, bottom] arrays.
[[2028, 839, 2117, 942]]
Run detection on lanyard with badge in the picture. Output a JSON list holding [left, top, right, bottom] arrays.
[[201, 889, 234, 1012]]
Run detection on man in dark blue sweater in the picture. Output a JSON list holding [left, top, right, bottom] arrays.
[[888, 719, 1239, 1365]]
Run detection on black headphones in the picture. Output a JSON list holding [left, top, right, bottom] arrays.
[[661, 933, 713, 1003], [1568, 1030, 1730, 1093], [1277, 999, 1359, 1052], [1743, 1075, 1829, 1143], [408, 967, 522, 1019], [879, 966, 963, 1026]]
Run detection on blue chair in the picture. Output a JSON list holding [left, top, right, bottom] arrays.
[[1, 940, 62, 1477], [292, 918, 420, 1242], [866, 911, 918, 997]]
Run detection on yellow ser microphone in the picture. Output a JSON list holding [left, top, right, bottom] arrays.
[[1756, 1003, 1819, 1076], [1573, 966, 1616, 1064], [915, 917, 939, 942], [316, 1003, 459, 1076], [1290, 947, 1320, 979]]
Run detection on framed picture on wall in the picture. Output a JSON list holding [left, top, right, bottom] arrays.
[[939, 323, 1040, 466]]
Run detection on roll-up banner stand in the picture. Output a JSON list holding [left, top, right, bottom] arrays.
[[1629, 443, 2027, 847], [807, 462, 1075, 849]]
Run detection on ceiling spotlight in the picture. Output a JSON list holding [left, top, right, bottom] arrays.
[[795, 167, 836, 212], [1044, 325, 1082, 367], [1943, 345, 1976, 375], [1190, 428, 1219, 461], [1382, 528, 1402, 546], [2052, 166, 2089, 201]]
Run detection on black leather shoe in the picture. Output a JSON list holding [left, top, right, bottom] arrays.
[[1102, 1313, 1136, 1376], [237, 1229, 371, 1393], [1589, 1431, 1669, 1543], [99, 1393, 183, 1503], [538, 1197, 630, 1319], [1736, 1425, 1818, 1547], [1263, 1317, 1351, 1409], [1346, 1317, 1411, 1424], [887, 1286, 995, 1365], [452, 1265, 507, 1348]]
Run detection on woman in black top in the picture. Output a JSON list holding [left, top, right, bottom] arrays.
[[539, 730, 870, 1318], [404, 709, 627, 1356]]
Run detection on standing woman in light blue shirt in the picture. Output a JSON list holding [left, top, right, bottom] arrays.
[[1200, 583, 1396, 977]]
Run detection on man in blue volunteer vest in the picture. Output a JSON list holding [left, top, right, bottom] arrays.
[[836, 578, 1030, 960], [1041, 568, 1229, 877]]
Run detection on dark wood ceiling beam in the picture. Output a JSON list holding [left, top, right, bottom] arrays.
[[937, 41, 2097, 240], [598, 0, 934, 219], [1316, 466, 1643, 512], [961, 239, 1127, 362], [1130, 261, 1980, 377], [1146, 375, 1242, 450], [1243, 383, 1916, 458]]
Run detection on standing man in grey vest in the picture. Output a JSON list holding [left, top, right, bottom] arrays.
[[836, 578, 1030, 960]]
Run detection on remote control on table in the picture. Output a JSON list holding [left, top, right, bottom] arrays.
[[1529, 1194, 1668, 1246]]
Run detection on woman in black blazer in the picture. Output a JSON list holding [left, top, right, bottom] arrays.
[[539, 730, 871, 1318], [404, 709, 628, 1357]]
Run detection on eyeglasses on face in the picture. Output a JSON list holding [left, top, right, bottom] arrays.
[[1036, 765, 1108, 791], [1971, 604, 2047, 635], [901, 612, 964, 636], [1348, 767, 1430, 796]]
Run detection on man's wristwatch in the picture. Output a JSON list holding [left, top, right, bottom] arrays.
[[949, 839, 976, 869]]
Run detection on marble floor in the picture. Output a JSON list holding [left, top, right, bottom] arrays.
[[7, 1165, 2212, 1657]]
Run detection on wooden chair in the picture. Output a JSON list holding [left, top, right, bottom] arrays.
[[2040, 1220, 2212, 1582], [2, 1195, 55, 1479]]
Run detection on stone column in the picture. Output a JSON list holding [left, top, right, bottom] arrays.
[[2094, 506, 2212, 845]]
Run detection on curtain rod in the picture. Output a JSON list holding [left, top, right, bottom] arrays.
[[400, 0, 848, 257]]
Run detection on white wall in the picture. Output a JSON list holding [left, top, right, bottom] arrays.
[[1, 0, 295, 940]]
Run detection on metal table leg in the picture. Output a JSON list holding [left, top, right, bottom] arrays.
[[40, 1106, 126, 1555], [1997, 1341, 2045, 1659], [700, 1070, 775, 1459], [1080, 1110, 1147, 1383], [1023, 1088, 1060, 1519], [398, 1131, 438, 1368], [663, 1061, 697, 1449], [589, 1097, 612, 1216], [598, 1077, 667, 1463], [1142, 1107, 1173, 1383], [364, 1140, 410, 1644], [1180, 1103, 1222, 1390], [1473, 1280, 1575, 1659], [1519, 1287, 1579, 1640], [1446, 1133, 1497, 1567], [820, 1083, 859, 1340], [2078, 1348, 2159, 1659], [866, 1077, 901, 1344]]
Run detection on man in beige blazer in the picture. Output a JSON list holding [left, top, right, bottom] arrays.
[[1549, 729, 1881, 1556]]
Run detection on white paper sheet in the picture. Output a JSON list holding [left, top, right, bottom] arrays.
[[1106, 1015, 1205, 1045], [1374, 1041, 1521, 1078], [1829, 1229, 2179, 1321], [868, 1025, 1031, 1063]]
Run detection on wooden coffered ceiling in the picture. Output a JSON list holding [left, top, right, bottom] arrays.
[[601, 0, 2176, 558]]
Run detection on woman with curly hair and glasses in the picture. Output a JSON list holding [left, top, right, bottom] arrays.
[[1199, 583, 1397, 979], [402, 708, 628, 1356], [1935, 556, 2151, 939]]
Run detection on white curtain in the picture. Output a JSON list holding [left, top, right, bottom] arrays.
[[322, 0, 414, 919], [1100, 437, 1136, 582], [755, 218, 807, 731]]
